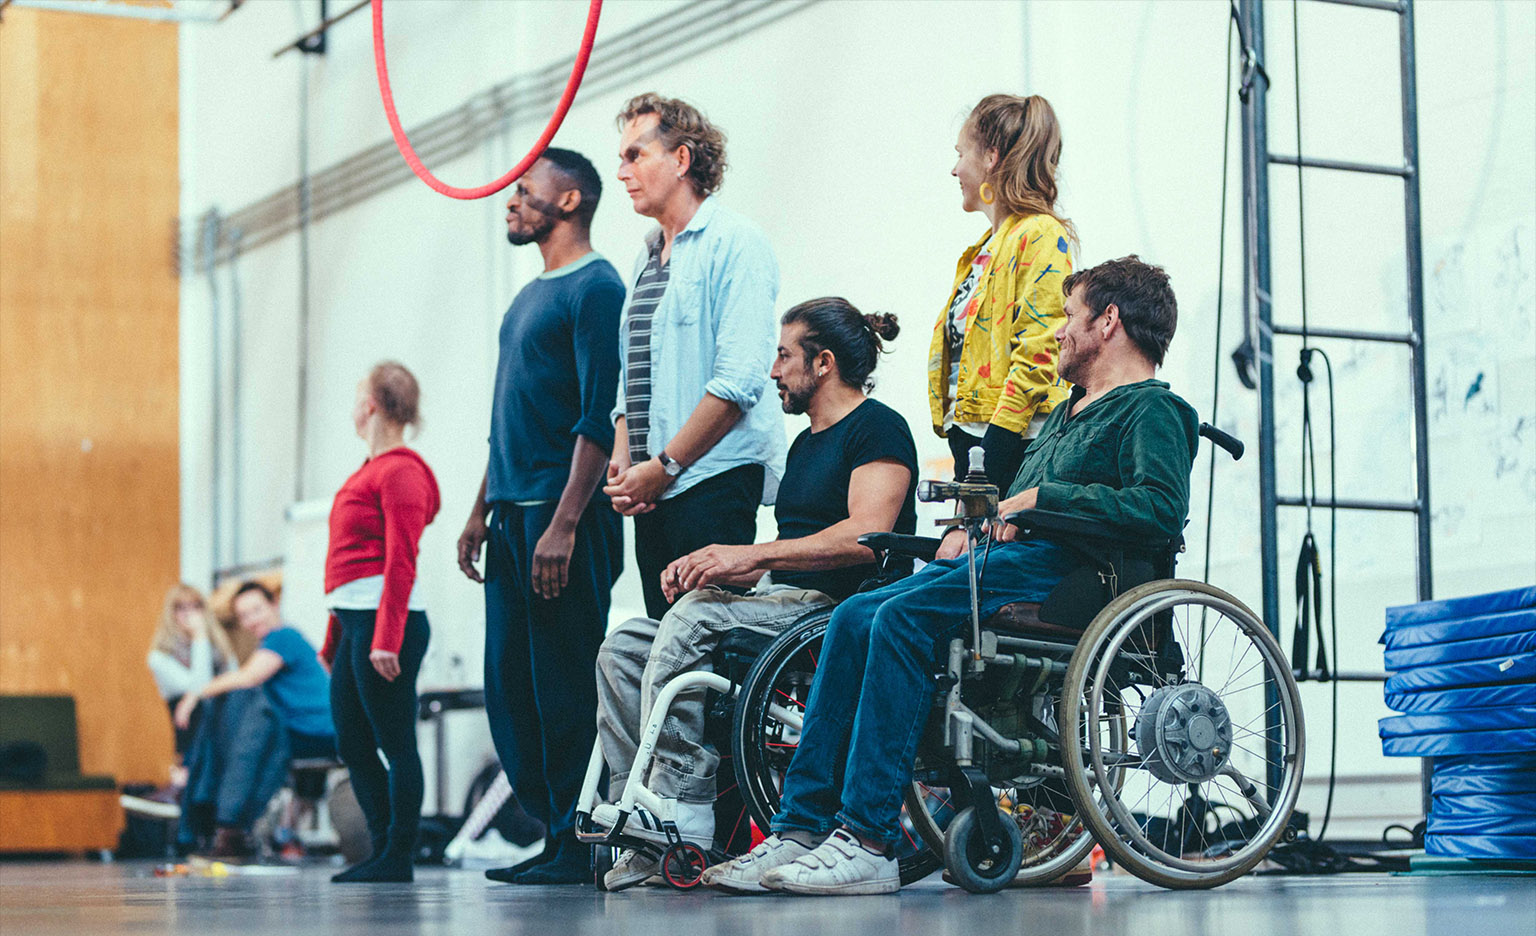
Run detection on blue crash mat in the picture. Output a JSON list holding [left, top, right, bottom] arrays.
[[1379, 707, 1536, 738], [1382, 608, 1536, 652], [1382, 727, 1536, 757], [1383, 652, 1536, 695], [1428, 812, 1536, 837], [1386, 682, 1536, 713], [1431, 792, 1536, 818], [1425, 833, 1536, 860], [1386, 586, 1536, 629], [1385, 629, 1536, 670]]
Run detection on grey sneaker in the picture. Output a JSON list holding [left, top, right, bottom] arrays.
[[703, 834, 813, 893], [603, 848, 660, 891], [762, 829, 899, 896]]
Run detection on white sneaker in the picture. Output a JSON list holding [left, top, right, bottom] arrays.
[[603, 849, 660, 891], [120, 794, 180, 821], [703, 834, 814, 893], [762, 829, 900, 896], [590, 797, 715, 847]]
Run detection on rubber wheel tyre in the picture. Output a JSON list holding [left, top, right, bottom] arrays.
[[592, 844, 615, 890], [943, 806, 1023, 894], [661, 842, 708, 889], [1060, 580, 1306, 890]]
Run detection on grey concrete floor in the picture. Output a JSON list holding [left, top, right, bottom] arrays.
[[0, 861, 1531, 936]]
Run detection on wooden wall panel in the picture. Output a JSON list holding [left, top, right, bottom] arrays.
[[0, 8, 180, 785]]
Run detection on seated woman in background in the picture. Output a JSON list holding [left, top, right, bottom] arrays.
[[172, 581, 336, 859], [148, 583, 237, 770]]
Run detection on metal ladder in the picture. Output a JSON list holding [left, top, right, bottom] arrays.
[[1234, 0, 1432, 805]]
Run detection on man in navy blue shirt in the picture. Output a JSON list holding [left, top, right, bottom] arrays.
[[456, 149, 626, 885]]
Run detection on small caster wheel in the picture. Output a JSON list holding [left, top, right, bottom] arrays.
[[661, 841, 709, 890], [943, 806, 1023, 894], [593, 844, 616, 890]]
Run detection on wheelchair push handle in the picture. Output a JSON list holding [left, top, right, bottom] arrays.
[[1199, 422, 1244, 461]]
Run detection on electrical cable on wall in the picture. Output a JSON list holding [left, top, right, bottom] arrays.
[[1287, 0, 1341, 845], [371, 0, 603, 200]]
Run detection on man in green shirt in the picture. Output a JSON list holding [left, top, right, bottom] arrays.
[[705, 255, 1199, 896]]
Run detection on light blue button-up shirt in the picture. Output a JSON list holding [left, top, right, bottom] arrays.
[[612, 196, 786, 503]]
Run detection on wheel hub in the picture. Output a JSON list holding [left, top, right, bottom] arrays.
[[1135, 683, 1233, 783]]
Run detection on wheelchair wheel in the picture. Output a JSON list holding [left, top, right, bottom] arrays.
[[1061, 580, 1305, 889], [592, 843, 615, 890], [661, 841, 709, 889], [733, 609, 943, 885], [943, 806, 1024, 894]]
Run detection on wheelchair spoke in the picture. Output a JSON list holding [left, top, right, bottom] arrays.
[[775, 689, 805, 709]]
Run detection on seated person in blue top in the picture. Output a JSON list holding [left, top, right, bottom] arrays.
[[591, 297, 918, 890], [704, 255, 1201, 895], [173, 581, 336, 858]]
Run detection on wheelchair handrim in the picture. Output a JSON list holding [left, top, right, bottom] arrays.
[[1075, 584, 1305, 883]]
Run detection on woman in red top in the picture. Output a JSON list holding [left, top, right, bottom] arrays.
[[323, 361, 441, 883]]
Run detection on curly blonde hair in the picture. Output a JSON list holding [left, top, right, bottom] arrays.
[[617, 93, 728, 198]]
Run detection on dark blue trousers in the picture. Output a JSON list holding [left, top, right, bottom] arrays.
[[772, 538, 1077, 848], [483, 500, 622, 842]]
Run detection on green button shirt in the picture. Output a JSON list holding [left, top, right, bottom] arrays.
[[1007, 379, 1200, 542]]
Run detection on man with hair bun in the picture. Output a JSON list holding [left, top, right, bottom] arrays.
[[590, 297, 918, 891], [603, 93, 787, 620], [456, 148, 626, 885]]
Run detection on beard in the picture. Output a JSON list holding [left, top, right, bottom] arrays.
[[505, 191, 567, 246], [506, 213, 556, 246], [1057, 339, 1098, 386], [778, 377, 816, 415]]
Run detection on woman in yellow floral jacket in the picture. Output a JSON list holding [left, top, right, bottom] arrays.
[[930, 94, 1075, 487]]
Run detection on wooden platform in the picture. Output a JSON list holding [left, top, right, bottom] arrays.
[[0, 790, 123, 854]]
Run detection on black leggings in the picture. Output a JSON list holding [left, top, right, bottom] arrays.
[[330, 609, 429, 852]]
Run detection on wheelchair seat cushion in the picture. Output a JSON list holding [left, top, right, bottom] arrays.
[[984, 602, 1087, 640]]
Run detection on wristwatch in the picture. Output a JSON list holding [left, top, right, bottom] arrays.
[[657, 451, 685, 478]]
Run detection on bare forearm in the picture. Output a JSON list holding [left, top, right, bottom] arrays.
[[552, 436, 609, 529], [470, 469, 489, 521], [196, 669, 253, 699], [751, 519, 879, 573], [663, 394, 742, 466]]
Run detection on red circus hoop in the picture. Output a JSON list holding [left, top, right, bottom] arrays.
[[371, 0, 603, 200]]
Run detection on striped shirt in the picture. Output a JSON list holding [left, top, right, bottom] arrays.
[[625, 244, 671, 465]]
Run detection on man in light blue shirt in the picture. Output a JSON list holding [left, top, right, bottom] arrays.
[[604, 93, 786, 618]]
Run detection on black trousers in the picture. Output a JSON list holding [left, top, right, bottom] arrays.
[[947, 426, 1027, 489], [483, 499, 622, 842], [330, 609, 429, 851], [633, 463, 764, 619]]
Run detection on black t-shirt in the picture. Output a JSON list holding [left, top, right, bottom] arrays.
[[773, 398, 919, 600]]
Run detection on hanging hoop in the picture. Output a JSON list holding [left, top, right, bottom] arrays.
[[372, 0, 603, 200], [978, 182, 995, 205]]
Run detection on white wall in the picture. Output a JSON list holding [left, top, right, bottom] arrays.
[[178, 0, 1536, 831]]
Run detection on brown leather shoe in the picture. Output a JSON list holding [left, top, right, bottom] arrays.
[[204, 827, 255, 861]]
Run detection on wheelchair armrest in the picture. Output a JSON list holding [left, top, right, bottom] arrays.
[[858, 532, 943, 562], [1006, 509, 1177, 558], [1005, 509, 1127, 543]]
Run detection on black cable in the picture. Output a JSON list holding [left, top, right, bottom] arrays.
[[1198, 1, 1240, 686], [1291, 0, 1341, 845]]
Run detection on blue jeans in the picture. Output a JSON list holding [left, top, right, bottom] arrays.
[[771, 537, 1077, 849]]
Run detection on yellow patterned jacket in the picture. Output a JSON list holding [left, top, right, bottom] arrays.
[[927, 212, 1073, 436]]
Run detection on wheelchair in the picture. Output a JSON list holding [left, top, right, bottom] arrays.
[[860, 424, 1306, 892]]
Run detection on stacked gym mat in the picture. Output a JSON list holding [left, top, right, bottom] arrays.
[[1378, 586, 1536, 860]]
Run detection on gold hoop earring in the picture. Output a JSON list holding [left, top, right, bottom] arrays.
[[978, 182, 995, 205]]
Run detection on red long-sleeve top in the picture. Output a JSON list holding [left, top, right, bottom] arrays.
[[321, 448, 441, 661]]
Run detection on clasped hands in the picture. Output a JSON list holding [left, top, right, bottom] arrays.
[[603, 457, 672, 516]]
